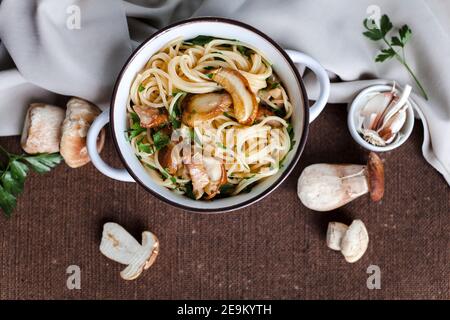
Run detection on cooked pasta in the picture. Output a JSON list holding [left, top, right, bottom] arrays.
[[126, 36, 295, 200]]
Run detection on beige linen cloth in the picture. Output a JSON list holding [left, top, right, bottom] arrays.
[[0, 0, 449, 185]]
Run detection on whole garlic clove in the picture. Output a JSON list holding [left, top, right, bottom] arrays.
[[340, 220, 369, 263], [100, 222, 159, 280], [297, 152, 384, 211]]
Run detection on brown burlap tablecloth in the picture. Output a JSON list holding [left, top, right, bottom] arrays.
[[0, 104, 448, 300]]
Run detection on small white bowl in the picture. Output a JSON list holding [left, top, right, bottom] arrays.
[[347, 84, 414, 152]]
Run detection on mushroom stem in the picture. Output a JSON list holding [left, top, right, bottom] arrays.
[[297, 152, 384, 211]]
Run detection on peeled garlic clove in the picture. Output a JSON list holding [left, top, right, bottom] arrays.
[[359, 92, 394, 130], [361, 129, 387, 146], [378, 85, 411, 130], [297, 164, 368, 211], [341, 220, 369, 263], [212, 68, 258, 125]]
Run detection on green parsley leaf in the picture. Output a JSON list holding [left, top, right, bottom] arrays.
[[138, 84, 145, 92], [375, 48, 396, 62], [1, 171, 23, 196], [186, 35, 218, 46], [203, 66, 215, 70], [398, 25, 412, 45], [237, 45, 252, 58], [152, 131, 170, 151], [23, 153, 63, 174], [184, 181, 196, 199], [219, 183, 235, 195], [0, 184, 16, 218], [10, 160, 28, 182], [0, 147, 62, 217]]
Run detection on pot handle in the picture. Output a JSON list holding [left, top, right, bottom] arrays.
[[87, 108, 134, 182], [285, 50, 330, 123]]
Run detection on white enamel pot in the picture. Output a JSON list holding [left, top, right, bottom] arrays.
[[87, 17, 330, 213]]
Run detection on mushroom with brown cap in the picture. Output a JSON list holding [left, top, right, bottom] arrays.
[[99, 222, 159, 280], [297, 152, 384, 211]]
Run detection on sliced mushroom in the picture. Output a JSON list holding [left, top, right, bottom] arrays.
[[212, 68, 258, 125], [186, 163, 210, 199], [99, 222, 159, 280], [255, 105, 282, 127], [202, 157, 227, 199], [297, 152, 384, 211], [181, 92, 232, 127], [186, 156, 226, 200], [133, 105, 169, 129], [158, 143, 179, 175]]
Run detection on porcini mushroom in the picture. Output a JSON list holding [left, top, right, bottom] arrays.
[[212, 68, 258, 125], [181, 92, 232, 127], [297, 152, 384, 211], [99, 222, 159, 280], [60, 98, 105, 168], [326, 222, 349, 251], [326, 220, 369, 263], [186, 156, 227, 199], [133, 104, 169, 129]]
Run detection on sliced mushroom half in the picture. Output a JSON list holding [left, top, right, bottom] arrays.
[[133, 105, 169, 129], [181, 92, 232, 128], [212, 68, 258, 125], [186, 156, 226, 200]]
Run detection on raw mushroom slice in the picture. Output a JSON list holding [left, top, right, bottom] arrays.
[[181, 92, 232, 128], [202, 157, 227, 199], [186, 156, 226, 200], [99, 222, 159, 280], [133, 105, 169, 129], [255, 105, 283, 127], [212, 68, 258, 125], [158, 143, 180, 175], [186, 163, 210, 199]]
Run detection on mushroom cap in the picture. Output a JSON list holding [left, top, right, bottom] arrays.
[[366, 152, 384, 201], [340, 219, 369, 263]]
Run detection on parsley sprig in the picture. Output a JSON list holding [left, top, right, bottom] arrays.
[[0, 145, 62, 217], [363, 14, 428, 100]]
